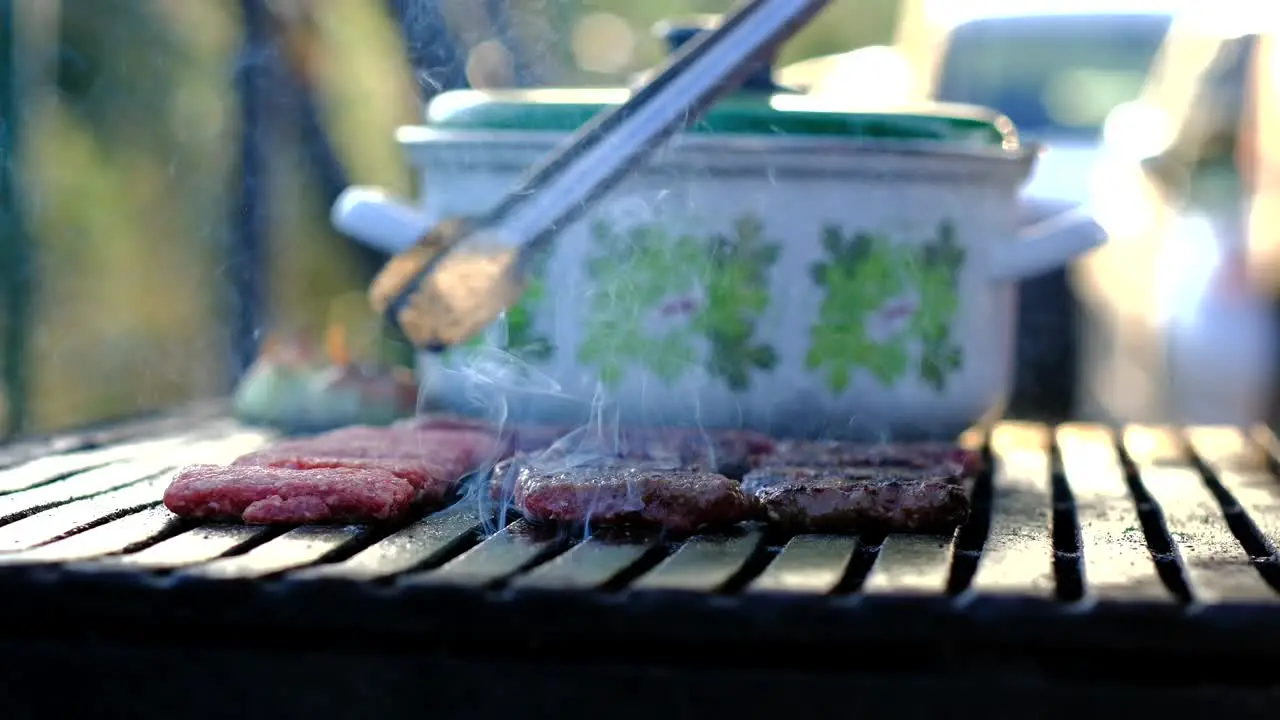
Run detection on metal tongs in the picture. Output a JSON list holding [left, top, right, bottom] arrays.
[[367, 0, 831, 352]]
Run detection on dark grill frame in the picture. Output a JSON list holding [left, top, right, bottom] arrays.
[[2, 407, 1280, 719]]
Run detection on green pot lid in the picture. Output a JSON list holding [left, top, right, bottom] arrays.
[[424, 88, 1019, 149]]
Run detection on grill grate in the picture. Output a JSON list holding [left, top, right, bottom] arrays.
[[4, 412, 1280, 662]]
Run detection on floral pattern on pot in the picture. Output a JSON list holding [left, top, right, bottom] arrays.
[[807, 221, 965, 393], [577, 215, 781, 389], [699, 215, 781, 389]]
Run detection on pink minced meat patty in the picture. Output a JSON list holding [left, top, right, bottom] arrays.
[[237, 425, 505, 464], [234, 456, 457, 505], [165, 425, 508, 524], [234, 426, 505, 476], [163, 464, 417, 524]]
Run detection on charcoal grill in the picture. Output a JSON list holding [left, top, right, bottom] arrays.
[[2, 406, 1280, 719]]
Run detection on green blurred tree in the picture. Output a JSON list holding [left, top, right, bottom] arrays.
[[7, 0, 901, 435], [17, 0, 417, 433]]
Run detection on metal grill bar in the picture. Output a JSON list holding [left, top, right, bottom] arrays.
[[1056, 424, 1170, 604], [630, 531, 763, 593], [184, 525, 373, 580], [1188, 428, 1280, 549], [293, 508, 480, 582], [511, 537, 656, 591], [0, 429, 269, 552], [4, 411, 1280, 656], [0, 460, 173, 524], [1124, 426, 1278, 605], [746, 535, 855, 595], [861, 534, 953, 596], [402, 520, 564, 588], [0, 435, 194, 495], [0, 403, 228, 470], [111, 524, 275, 570], [968, 423, 1055, 600], [0, 506, 188, 565]]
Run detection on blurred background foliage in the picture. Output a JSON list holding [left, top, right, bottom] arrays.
[[0, 0, 899, 437]]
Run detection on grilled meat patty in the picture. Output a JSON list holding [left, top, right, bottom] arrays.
[[495, 457, 755, 533], [488, 454, 684, 501], [742, 465, 970, 533], [761, 439, 983, 477], [173, 417, 977, 532]]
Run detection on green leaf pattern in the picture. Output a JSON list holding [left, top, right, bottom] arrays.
[[806, 228, 909, 391], [577, 220, 709, 386], [911, 222, 966, 391], [578, 214, 781, 389], [451, 213, 967, 396], [693, 215, 781, 390], [807, 221, 965, 393]]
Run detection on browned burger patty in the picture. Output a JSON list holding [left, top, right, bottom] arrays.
[[742, 465, 970, 533], [761, 439, 983, 477], [499, 458, 756, 533], [487, 454, 684, 501]]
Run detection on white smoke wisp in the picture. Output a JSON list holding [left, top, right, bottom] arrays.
[[425, 312, 573, 535], [534, 380, 621, 468], [477, 379, 633, 540]]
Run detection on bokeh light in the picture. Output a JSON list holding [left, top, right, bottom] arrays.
[[571, 12, 636, 75], [465, 38, 515, 88]]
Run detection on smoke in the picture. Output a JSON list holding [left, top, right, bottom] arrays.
[[423, 303, 659, 538], [441, 329, 696, 540], [422, 311, 565, 531], [482, 380, 630, 538]]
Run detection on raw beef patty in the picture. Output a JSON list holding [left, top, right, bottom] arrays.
[[164, 464, 416, 524], [164, 424, 507, 524]]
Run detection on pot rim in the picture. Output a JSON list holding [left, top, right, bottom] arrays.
[[395, 126, 1040, 169]]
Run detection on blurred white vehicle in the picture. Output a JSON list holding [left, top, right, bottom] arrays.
[[781, 2, 1175, 200], [1076, 25, 1276, 426]]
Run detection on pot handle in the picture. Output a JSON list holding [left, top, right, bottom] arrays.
[[985, 206, 1107, 281], [331, 185, 436, 255]]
